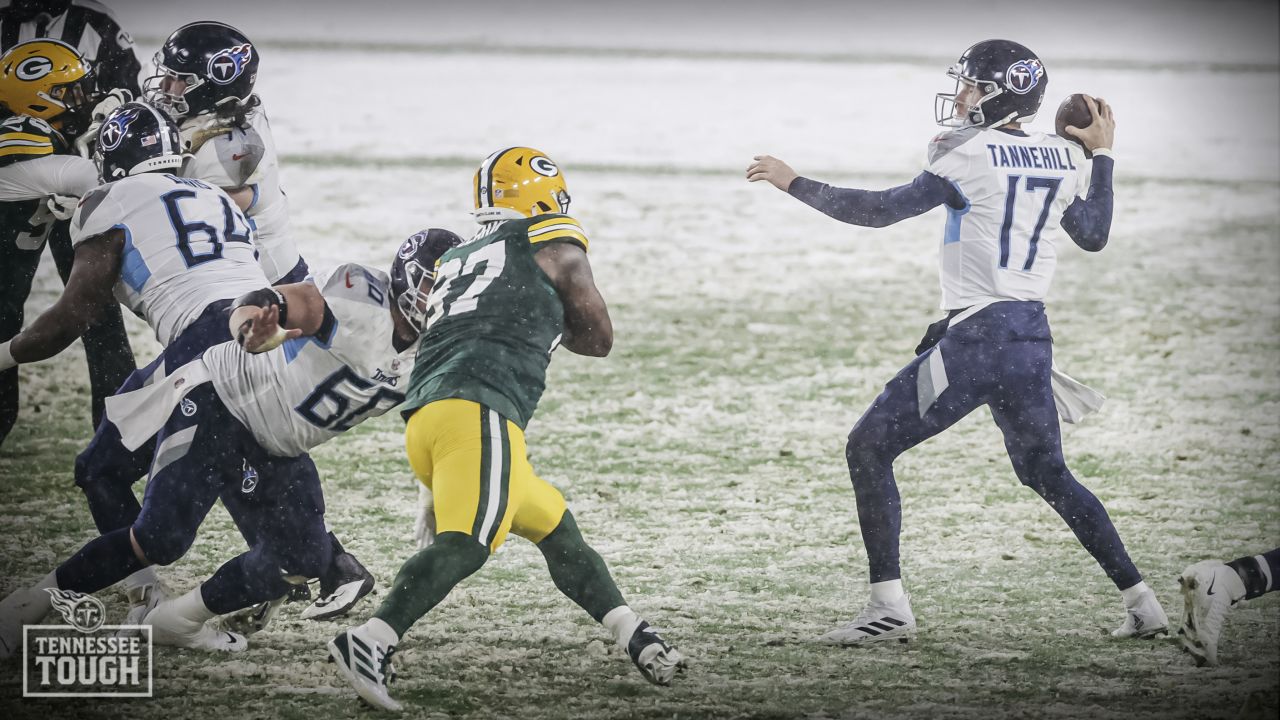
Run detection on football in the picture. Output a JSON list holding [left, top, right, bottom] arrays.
[[1056, 93, 1095, 158]]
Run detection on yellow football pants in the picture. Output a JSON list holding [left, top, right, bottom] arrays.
[[404, 398, 567, 553]]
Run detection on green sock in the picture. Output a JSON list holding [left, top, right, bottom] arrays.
[[536, 511, 627, 622], [373, 532, 488, 638]]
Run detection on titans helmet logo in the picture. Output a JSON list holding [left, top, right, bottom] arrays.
[[99, 107, 142, 152], [398, 232, 427, 260], [208, 43, 253, 86], [1005, 58, 1044, 95]]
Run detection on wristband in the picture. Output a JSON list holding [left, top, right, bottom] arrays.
[[1091, 148, 1113, 158], [0, 339, 15, 372]]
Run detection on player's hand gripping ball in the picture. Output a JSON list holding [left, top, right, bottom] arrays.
[[1056, 93, 1095, 158]]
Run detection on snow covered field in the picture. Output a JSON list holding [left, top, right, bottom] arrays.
[[1, 1, 1278, 718]]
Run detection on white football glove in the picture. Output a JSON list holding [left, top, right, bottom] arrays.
[[45, 194, 78, 221], [75, 89, 134, 159]]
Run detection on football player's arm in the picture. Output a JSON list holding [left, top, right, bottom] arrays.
[[534, 242, 612, 357], [1061, 96, 1116, 252], [228, 282, 326, 352], [0, 231, 123, 370], [747, 156, 961, 227]]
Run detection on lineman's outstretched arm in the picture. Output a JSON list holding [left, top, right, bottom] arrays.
[[534, 241, 612, 357], [0, 231, 124, 369]]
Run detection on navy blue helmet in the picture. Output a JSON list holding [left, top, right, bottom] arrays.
[[390, 228, 463, 335], [935, 39, 1047, 128], [143, 21, 258, 121], [95, 102, 184, 182]]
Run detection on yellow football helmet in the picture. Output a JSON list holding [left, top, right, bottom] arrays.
[[473, 146, 571, 222], [0, 39, 95, 124]]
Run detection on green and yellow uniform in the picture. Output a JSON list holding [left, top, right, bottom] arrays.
[[402, 214, 590, 552]]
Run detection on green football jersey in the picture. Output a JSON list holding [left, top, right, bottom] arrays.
[[402, 213, 590, 428]]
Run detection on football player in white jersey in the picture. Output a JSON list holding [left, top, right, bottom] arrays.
[[143, 22, 378, 620], [144, 21, 303, 284], [747, 39, 1167, 644], [0, 101, 280, 656], [0, 228, 458, 654]]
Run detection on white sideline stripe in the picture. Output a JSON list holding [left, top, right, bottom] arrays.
[[475, 410, 503, 547], [1256, 555, 1273, 591]]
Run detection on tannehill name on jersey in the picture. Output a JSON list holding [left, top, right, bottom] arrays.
[[984, 143, 1077, 171]]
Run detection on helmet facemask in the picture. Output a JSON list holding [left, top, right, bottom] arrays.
[[935, 66, 1002, 128], [394, 259, 435, 335], [143, 56, 202, 121]]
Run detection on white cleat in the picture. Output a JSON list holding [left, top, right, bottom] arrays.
[[625, 621, 687, 686], [223, 595, 286, 636], [117, 582, 170, 637], [329, 626, 401, 711], [1178, 560, 1246, 666], [1111, 588, 1169, 638], [819, 594, 917, 645], [143, 600, 247, 652], [0, 587, 53, 659]]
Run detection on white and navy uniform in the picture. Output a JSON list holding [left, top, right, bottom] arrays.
[[95, 264, 408, 605], [182, 108, 304, 285], [789, 126, 1141, 594], [202, 263, 411, 456], [72, 173, 273, 545], [71, 172, 267, 346]]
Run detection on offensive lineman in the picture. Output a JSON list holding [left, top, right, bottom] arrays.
[[0, 101, 273, 655], [747, 39, 1167, 643], [328, 148, 686, 711], [143, 20, 376, 620], [0, 229, 461, 654]]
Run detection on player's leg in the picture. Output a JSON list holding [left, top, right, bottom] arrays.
[[824, 340, 986, 645], [986, 336, 1163, 638], [513, 466, 687, 686], [1179, 548, 1280, 665], [46, 221, 135, 431], [303, 529, 376, 620], [173, 452, 333, 640], [330, 399, 494, 711], [0, 232, 41, 449], [0, 386, 241, 656]]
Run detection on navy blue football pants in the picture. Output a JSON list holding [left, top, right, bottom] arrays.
[[845, 301, 1142, 590], [59, 301, 330, 613]]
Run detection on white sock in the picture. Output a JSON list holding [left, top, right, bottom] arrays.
[[173, 588, 217, 624], [34, 570, 59, 591], [121, 566, 158, 592], [1120, 580, 1150, 606], [602, 606, 642, 650], [362, 617, 400, 648], [870, 579, 905, 604]]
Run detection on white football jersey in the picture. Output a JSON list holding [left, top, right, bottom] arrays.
[[202, 263, 413, 456], [70, 172, 269, 346], [183, 108, 298, 283], [925, 127, 1092, 310]]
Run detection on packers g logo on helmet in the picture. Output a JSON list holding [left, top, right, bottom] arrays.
[[0, 39, 94, 122], [474, 147, 571, 223]]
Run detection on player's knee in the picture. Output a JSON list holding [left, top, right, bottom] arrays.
[[434, 531, 490, 572], [131, 524, 194, 566], [1011, 446, 1070, 492], [845, 425, 890, 473]]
